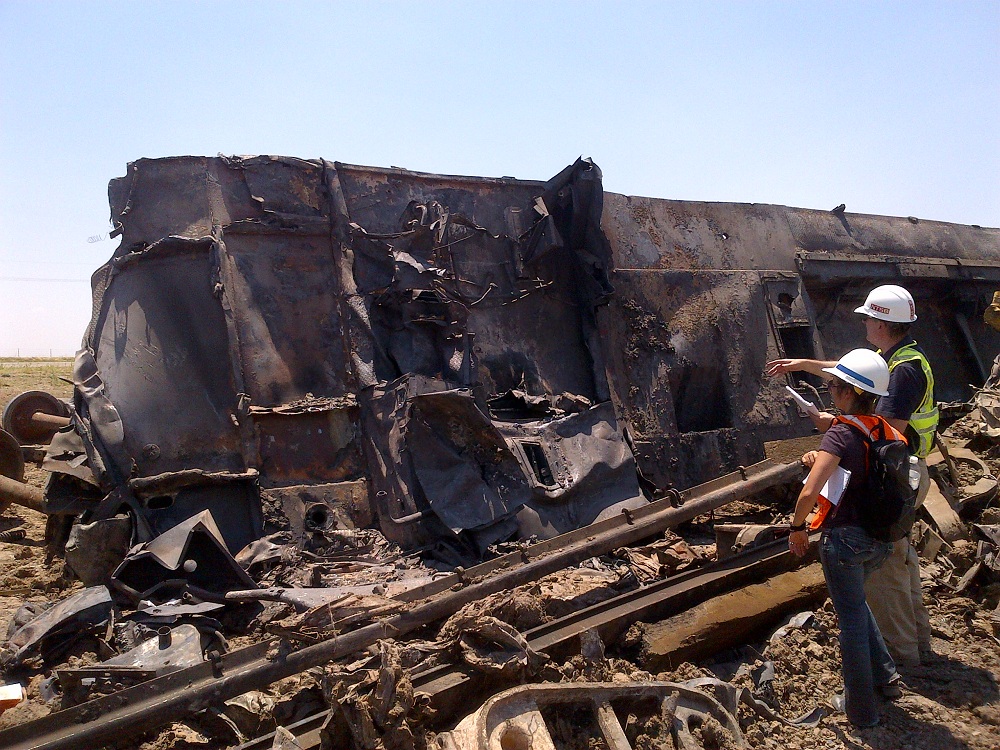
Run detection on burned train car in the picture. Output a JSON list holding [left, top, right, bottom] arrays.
[[600, 194, 1000, 491], [45, 156, 1000, 555]]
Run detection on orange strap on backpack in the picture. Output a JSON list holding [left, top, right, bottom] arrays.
[[807, 414, 906, 530], [832, 414, 907, 444]]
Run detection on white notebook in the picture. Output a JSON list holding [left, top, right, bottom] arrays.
[[805, 466, 851, 506]]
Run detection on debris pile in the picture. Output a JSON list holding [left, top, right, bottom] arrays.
[[0, 407, 998, 749]]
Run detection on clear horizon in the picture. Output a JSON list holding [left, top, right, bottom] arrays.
[[2, 1, 998, 356]]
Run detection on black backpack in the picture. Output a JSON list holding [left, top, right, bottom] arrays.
[[835, 415, 918, 542]]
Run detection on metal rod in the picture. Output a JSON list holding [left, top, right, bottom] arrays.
[[0, 473, 47, 514], [0, 460, 802, 750], [29, 412, 71, 430], [934, 434, 960, 487]]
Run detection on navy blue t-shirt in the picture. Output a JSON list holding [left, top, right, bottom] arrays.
[[876, 338, 927, 421], [876, 338, 929, 451], [817, 422, 867, 529]]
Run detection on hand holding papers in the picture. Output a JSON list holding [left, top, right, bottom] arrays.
[[785, 385, 820, 417], [808, 465, 851, 529], [818, 466, 851, 507]]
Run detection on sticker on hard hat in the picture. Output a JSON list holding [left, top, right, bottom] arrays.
[[835, 363, 876, 389], [870, 303, 891, 315]]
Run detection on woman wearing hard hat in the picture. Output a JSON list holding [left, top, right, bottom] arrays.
[[767, 284, 936, 669], [787, 348, 902, 728]]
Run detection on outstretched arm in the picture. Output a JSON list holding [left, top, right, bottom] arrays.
[[765, 358, 838, 379], [766, 360, 838, 431]]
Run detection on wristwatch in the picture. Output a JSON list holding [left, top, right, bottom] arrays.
[[789, 522, 807, 532]]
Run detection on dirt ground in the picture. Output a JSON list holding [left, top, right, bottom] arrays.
[[0, 361, 998, 749], [0, 360, 76, 630]]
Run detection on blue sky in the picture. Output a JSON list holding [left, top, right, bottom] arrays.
[[1, 0, 997, 356]]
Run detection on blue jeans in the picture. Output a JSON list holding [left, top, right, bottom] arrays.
[[820, 525, 898, 726]]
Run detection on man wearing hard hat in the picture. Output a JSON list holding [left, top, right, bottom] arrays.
[[767, 284, 937, 668]]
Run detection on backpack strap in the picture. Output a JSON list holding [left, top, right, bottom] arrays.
[[832, 413, 904, 443], [832, 414, 875, 443], [831, 415, 879, 483]]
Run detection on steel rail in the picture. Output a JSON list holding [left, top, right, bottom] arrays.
[[0, 460, 802, 750], [394, 460, 796, 603], [236, 531, 821, 750]]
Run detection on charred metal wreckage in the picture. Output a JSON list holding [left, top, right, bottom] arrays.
[[0, 156, 999, 748]]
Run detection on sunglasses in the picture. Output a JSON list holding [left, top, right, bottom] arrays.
[[829, 379, 860, 395]]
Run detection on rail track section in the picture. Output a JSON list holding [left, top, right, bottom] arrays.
[[0, 460, 802, 750], [236, 531, 820, 750]]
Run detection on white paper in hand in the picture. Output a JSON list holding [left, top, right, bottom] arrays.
[[785, 386, 820, 417], [818, 466, 851, 506]]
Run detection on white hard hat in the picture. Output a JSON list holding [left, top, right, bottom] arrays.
[[822, 348, 890, 397], [854, 284, 917, 323]]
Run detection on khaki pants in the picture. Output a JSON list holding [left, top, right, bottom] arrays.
[[864, 458, 932, 667]]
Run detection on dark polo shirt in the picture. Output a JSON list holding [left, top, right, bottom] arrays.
[[875, 338, 928, 451]]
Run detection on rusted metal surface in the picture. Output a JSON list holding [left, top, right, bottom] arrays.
[[0, 472, 47, 514], [27, 411, 71, 431], [599, 196, 1000, 489], [2, 391, 71, 445]]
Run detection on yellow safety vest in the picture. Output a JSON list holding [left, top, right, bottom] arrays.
[[883, 342, 938, 458]]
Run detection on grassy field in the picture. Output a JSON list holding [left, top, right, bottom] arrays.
[[0, 360, 75, 411]]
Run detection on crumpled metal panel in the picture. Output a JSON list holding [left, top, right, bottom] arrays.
[[501, 402, 646, 538], [598, 269, 790, 489], [3, 586, 113, 667], [82, 239, 244, 479], [112, 510, 257, 601], [360, 376, 642, 552], [346, 203, 601, 399], [359, 375, 522, 550], [408, 388, 531, 535], [82, 156, 628, 553]]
